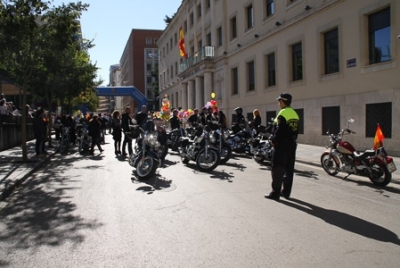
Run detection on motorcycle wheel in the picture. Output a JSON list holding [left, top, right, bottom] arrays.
[[320, 152, 340, 176], [196, 148, 220, 172], [219, 143, 232, 165], [368, 163, 391, 186], [136, 156, 158, 180]]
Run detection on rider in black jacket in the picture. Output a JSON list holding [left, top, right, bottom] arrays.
[[121, 107, 133, 156]]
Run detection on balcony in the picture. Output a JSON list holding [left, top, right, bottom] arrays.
[[179, 46, 214, 73]]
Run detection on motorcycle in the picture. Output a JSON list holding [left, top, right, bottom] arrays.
[[128, 120, 165, 180], [179, 124, 220, 172], [167, 127, 185, 152], [249, 124, 274, 164], [320, 119, 397, 186], [226, 125, 252, 154], [76, 123, 92, 154], [208, 121, 232, 165]]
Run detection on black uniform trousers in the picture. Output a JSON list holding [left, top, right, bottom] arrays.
[[270, 140, 297, 196]]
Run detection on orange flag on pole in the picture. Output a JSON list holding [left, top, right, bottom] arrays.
[[179, 27, 187, 58], [373, 124, 385, 149]]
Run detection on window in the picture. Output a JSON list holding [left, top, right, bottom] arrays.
[[247, 61, 255, 91], [368, 7, 391, 64], [146, 64, 152, 71], [197, 3, 202, 18], [246, 4, 254, 30], [266, 52, 276, 87], [324, 28, 339, 74], [266, 111, 276, 123], [217, 26, 223, 47], [174, 33, 178, 45], [198, 39, 202, 50], [190, 12, 194, 26], [206, 33, 212, 46], [146, 76, 152, 84], [265, 0, 275, 18], [291, 42, 303, 81], [171, 65, 173, 78], [184, 20, 187, 32], [206, 0, 211, 9], [146, 37, 152, 45], [294, 109, 304, 134], [322, 106, 340, 135], [366, 102, 392, 138], [146, 50, 153, 58], [230, 16, 237, 40], [175, 62, 178, 75], [231, 67, 238, 95]]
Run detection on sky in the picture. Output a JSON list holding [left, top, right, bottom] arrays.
[[51, 0, 183, 86]]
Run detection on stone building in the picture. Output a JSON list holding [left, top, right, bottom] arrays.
[[157, 0, 400, 155]]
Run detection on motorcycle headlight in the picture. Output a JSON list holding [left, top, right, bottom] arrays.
[[143, 133, 157, 146], [209, 133, 216, 143]]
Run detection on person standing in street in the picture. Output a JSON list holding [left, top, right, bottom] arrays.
[[33, 108, 47, 157], [121, 107, 133, 156], [112, 110, 122, 155], [136, 105, 148, 129], [88, 114, 104, 154], [265, 93, 299, 201]]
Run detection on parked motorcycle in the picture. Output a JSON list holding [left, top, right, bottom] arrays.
[[179, 125, 220, 172], [208, 121, 232, 164], [128, 120, 164, 180], [76, 123, 92, 154], [226, 125, 252, 154], [320, 119, 397, 186], [249, 124, 274, 164], [58, 125, 72, 154], [167, 127, 185, 152]]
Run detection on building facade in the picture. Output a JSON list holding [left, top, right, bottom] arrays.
[[119, 29, 163, 113], [157, 0, 400, 156]]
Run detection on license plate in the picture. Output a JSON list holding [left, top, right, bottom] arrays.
[[387, 162, 397, 173]]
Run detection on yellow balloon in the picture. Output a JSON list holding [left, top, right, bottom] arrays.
[[211, 92, 216, 99]]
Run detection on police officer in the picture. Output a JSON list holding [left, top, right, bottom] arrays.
[[265, 93, 299, 201]]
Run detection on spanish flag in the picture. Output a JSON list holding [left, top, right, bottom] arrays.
[[373, 124, 385, 149], [179, 27, 187, 58]]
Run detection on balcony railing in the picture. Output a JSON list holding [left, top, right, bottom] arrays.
[[179, 46, 215, 73]]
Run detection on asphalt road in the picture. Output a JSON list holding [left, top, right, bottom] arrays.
[[1, 135, 400, 268]]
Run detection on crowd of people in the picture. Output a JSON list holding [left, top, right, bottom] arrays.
[[2, 91, 300, 201]]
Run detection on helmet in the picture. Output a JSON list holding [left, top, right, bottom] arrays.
[[234, 107, 243, 114]]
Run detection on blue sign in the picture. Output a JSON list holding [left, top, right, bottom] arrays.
[[96, 86, 148, 111], [347, 58, 356, 68]]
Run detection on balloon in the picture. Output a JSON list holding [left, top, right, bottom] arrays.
[[211, 92, 216, 99]]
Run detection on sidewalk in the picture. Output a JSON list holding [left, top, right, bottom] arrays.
[[0, 140, 58, 201], [1, 139, 400, 201]]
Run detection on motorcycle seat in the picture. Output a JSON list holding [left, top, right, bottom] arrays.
[[353, 149, 376, 160]]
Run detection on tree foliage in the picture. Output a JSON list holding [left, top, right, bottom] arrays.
[[0, 0, 101, 161]]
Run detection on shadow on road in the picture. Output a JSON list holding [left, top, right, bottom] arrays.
[[0, 155, 103, 251], [281, 198, 400, 246]]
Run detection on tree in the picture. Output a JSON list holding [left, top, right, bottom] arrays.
[[0, 0, 100, 161], [0, 0, 51, 161]]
